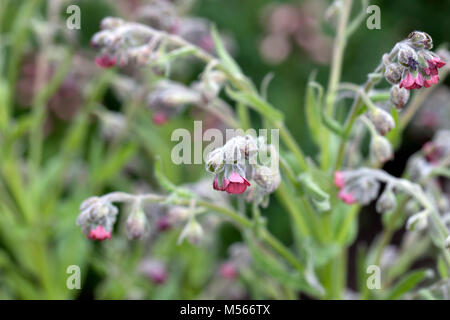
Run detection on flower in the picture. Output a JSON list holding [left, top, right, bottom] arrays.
[[390, 85, 410, 110], [213, 176, 229, 191], [88, 225, 111, 241], [95, 54, 116, 68], [338, 189, 355, 205], [334, 171, 345, 189], [423, 56, 446, 87], [219, 262, 238, 280], [139, 259, 168, 285], [225, 172, 251, 194], [77, 197, 118, 240], [399, 70, 424, 90], [213, 172, 250, 194], [152, 111, 168, 125]]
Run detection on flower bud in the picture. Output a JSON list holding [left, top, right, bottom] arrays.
[[126, 208, 148, 239], [77, 197, 118, 240], [406, 211, 429, 231], [407, 31, 433, 50], [100, 17, 125, 30], [390, 85, 410, 109], [368, 107, 395, 135], [206, 148, 224, 173], [384, 63, 403, 84], [370, 135, 394, 164], [219, 262, 238, 280], [398, 44, 419, 69], [446, 236, 450, 249], [139, 259, 168, 285], [167, 206, 190, 223], [376, 187, 397, 213], [253, 165, 281, 194], [178, 219, 204, 245]]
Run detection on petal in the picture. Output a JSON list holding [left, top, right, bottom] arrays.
[[228, 172, 245, 183], [225, 182, 248, 194]]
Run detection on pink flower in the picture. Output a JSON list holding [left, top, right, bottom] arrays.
[[225, 172, 250, 194], [334, 171, 345, 189], [156, 216, 171, 232], [153, 112, 168, 125], [338, 190, 355, 205], [422, 141, 441, 163], [88, 225, 111, 241], [139, 260, 168, 285], [219, 262, 237, 280], [213, 172, 251, 194], [399, 71, 424, 90], [423, 57, 446, 88], [213, 177, 229, 191], [95, 54, 116, 68]]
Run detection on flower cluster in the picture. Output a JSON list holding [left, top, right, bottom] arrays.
[[76, 197, 118, 241], [334, 171, 380, 205], [384, 31, 446, 91], [206, 135, 281, 206]]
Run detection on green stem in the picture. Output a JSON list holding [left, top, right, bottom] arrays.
[[322, 0, 353, 170]]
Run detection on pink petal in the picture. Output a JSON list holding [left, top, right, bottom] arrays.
[[334, 171, 345, 189], [225, 182, 248, 194]]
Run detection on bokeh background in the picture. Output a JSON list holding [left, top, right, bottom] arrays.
[[0, 0, 449, 299]]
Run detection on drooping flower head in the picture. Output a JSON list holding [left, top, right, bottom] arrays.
[[385, 32, 446, 91], [77, 197, 118, 241], [88, 225, 111, 241], [95, 54, 117, 68]]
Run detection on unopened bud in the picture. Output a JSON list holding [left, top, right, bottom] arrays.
[[126, 208, 148, 239], [406, 211, 429, 231], [253, 165, 281, 194], [370, 135, 394, 164], [368, 107, 395, 135], [390, 85, 410, 109], [139, 259, 168, 285], [407, 31, 433, 50], [178, 219, 204, 245], [100, 17, 125, 30], [376, 187, 397, 213], [167, 206, 190, 223], [384, 63, 403, 84], [398, 44, 419, 69], [206, 148, 224, 173]]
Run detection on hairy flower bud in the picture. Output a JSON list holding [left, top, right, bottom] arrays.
[[139, 259, 168, 285], [398, 44, 419, 69], [206, 148, 224, 173], [178, 219, 204, 245], [384, 63, 403, 84], [126, 208, 148, 239], [368, 107, 395, 135], [376, 186, 397, 213], [370, 135, 394, 164], [253, 165, 281, 194], [77, 197, 118, 240], [407, 31, 433, 50], [406, 211, 429, 231], [100, 17, 125, 30], [390, 85, 410, 109]]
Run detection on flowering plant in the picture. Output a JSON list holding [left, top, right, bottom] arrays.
[[1, 0, 450, 300]]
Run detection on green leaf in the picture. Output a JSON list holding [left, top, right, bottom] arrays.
[[244, 232, 323, 297], [225, 86, 284, 122], [304, 75, 323, 146], [211, 26, 242, 76], [385, 269, 433, 300]]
